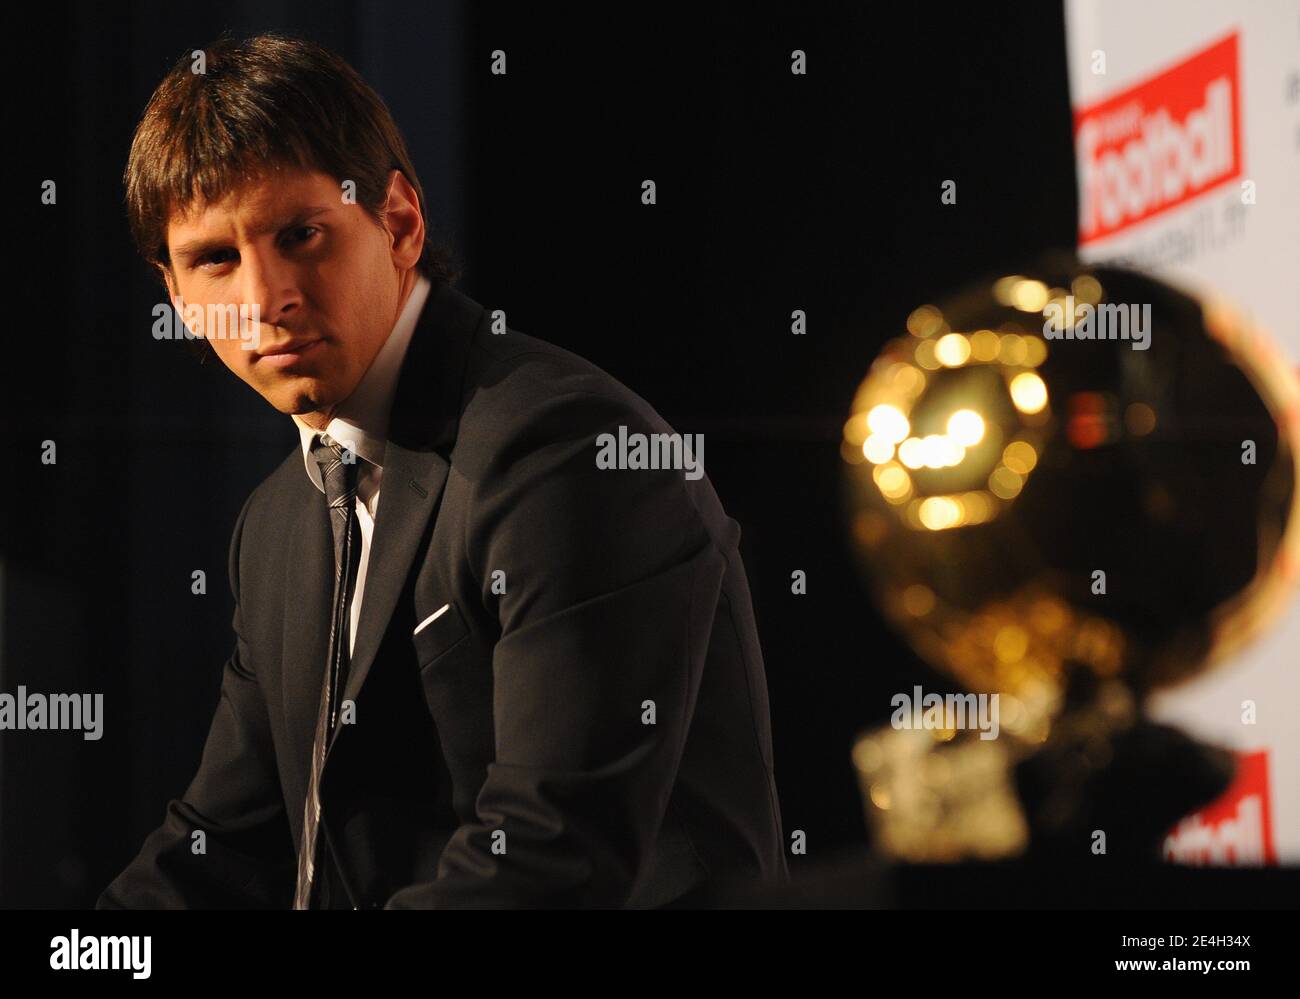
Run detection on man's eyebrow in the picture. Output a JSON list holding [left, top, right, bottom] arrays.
[[171, 205, 334, 260]]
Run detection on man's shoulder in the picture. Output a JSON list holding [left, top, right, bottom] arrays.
[[259, 441, 312, 499], [455, 325, 676, 453], [234, 441, 313, 540], [448, 322, 729, 535]]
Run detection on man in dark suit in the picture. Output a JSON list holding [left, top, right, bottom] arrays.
[[98, 33, 785, 909]]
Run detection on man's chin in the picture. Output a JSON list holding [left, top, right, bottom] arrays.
[[259, 380, 338, 418]]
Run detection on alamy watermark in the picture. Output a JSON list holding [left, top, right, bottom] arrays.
[[1043, 296, 1151, 351], [595, 425, 704, 480], [890, 685, 1000, 740], [152, 296, 262, 350], [0, 687, 103, 740], [50, 931, 151, 979]]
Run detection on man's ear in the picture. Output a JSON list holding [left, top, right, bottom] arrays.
[[381, 168, 425, 270]]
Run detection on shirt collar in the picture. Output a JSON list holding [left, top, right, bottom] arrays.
[[292, 273, 432, 493]]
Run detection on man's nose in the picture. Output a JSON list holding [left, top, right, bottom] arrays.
[[239, 249, 302, 329]]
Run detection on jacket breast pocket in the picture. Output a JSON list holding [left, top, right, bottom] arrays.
[[412, 601, 469, 670]]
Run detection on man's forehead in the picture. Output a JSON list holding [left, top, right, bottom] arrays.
[[169, 168, 336, 234]]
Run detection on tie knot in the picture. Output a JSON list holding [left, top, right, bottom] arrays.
[[310, 433, 360, 506]]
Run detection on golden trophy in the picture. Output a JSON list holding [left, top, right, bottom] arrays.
[[843, 254, 1300, 862]]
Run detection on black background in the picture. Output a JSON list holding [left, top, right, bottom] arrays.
[[4, 0, 1076, 907]]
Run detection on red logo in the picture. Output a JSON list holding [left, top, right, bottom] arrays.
[[1163, 749, 1276, 866], [1076, 33, 1242, 244]]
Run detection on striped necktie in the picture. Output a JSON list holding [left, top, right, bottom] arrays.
[[293, 432, 363, 909]]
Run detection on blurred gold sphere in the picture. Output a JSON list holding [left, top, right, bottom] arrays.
[[843, 256, 1300, 734]]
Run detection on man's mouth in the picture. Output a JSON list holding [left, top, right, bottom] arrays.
[[256, 339, 323, 367]]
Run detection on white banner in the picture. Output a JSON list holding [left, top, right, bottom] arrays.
[[1064, 0, 1300, 864]]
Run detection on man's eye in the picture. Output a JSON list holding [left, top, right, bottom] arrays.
[[286, 225, 320, 245], [196, 250, 234, 270]]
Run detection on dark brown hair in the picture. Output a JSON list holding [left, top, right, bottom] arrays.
[[125, 32, 460, 293]]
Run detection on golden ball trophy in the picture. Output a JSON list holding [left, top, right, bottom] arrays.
[[844, 254, 1300, 863]]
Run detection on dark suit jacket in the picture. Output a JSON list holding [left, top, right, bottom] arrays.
[[97, 276, 787, 909]]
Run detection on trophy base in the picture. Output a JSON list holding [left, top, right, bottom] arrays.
[[854, 676, 1238, 863]]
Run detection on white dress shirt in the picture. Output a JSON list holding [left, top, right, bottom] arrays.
[[292, 274, 431, 656]]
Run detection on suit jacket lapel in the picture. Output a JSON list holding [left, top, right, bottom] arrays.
[[332, 442, 448, 736], [325, 275, 484, 747]]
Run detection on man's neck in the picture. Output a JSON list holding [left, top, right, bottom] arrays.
[[295, 409, 334, 432]]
